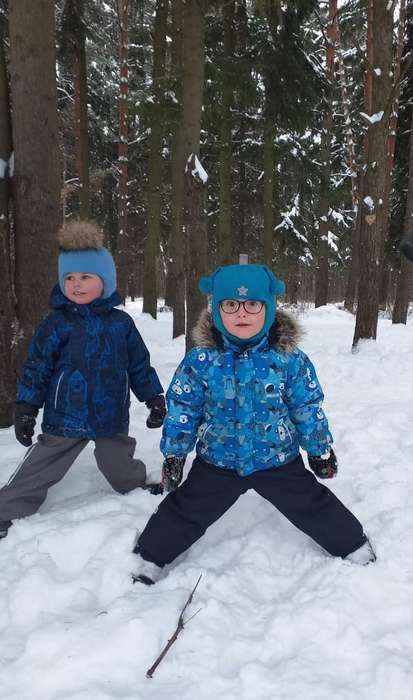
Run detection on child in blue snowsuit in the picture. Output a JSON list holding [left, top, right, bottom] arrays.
[[0, 221, 165, 540], [132, 263, 375, 584]]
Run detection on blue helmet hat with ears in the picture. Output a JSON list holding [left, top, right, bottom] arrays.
[[199, 263, 285, 344]]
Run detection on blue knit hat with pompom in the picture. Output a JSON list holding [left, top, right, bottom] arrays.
[[57, 221, 117, 299], [199, 263, 285, 344]]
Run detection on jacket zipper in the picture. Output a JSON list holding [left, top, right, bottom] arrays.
[[54, 371, 65, 409], [124, 371, 129, 403]]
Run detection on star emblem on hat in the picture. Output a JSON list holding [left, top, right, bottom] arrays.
[[237, 285, 248, 296]]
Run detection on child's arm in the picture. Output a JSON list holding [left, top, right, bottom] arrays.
[[126, 319, 164, 401], [284, 349, 333, 457], [160, 349, 206, 460], [16, 316, 61, 409]]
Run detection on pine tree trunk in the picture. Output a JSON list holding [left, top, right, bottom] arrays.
[[378, 0, 406, 315], [73, 0, 90, 219], [345, 0, 374, 314], [9, 0, 61, 371], [382, 0, 405, 239], [180, 0, 206, 350], [379, 265, 389, 311], [61, 0, 90, 218], [392, 256, 411, 324], [353, 0, 393, 347], [285, 261, 300, 305], [262, 113, 274, 267], [0, 16, 16, 428], [168, 0, 186, 335], [185, 155, 208, 352], [344, 185, 362, 312], [315, 0, 337, 308], [116, 0, 130, 300], [238, 114, 247, 254], [315, 109, 332, 308], [217, 0, 235, 265], [235, 0, 248, 257], [102, 171, 118, 253], [336, 15, 358, 209], [393, 103, 413, 324], [143, 0, 168, 319]]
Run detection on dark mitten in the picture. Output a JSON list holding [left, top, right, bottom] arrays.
[[14, 403, 39, 447], [162, 456, 185, 492], [145, 394, 166, 429], [308, 448, 337, 479]]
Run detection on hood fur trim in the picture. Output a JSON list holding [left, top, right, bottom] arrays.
[[57, 220, 104, 251], [191, 307, 303, 353]]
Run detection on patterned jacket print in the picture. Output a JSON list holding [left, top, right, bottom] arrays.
[[160, 309, 333, 475], [16, 286, 163, 439]]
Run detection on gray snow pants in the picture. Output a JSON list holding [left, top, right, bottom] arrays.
[[0, 433, 146, 522]]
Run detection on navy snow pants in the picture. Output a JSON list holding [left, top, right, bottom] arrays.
[[137, 454, 365, 567]]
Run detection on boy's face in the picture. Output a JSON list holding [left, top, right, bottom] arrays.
[[219, 299, 266, 340], [64, 272, 104, 304]]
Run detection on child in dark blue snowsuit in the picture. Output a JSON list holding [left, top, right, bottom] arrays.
[[0, 221, 165, 539], [132, 263, 375, 584]]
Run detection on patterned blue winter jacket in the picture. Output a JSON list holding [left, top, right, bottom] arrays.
[[161, 309, 333, 475], [16, 286, 163, 439]]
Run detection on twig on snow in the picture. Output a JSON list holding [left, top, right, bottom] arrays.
[[146, 574, 203, 679]]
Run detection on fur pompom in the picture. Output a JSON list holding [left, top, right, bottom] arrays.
[[57, 220, 104, 251]]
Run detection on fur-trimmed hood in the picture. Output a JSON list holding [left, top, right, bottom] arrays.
[[191, 307, 303, 353]]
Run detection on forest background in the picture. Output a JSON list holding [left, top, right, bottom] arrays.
[[0, 0, 412, 429]]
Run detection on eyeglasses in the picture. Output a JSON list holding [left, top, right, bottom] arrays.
[[219, 299, 264, 314]]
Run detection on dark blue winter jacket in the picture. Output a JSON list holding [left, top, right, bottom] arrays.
[[16, 286, 163, 439]]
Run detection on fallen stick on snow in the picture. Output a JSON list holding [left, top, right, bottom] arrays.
[[146, 574, 203, 678]]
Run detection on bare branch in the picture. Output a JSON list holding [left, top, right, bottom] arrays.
[[146, 574, 203, 679]]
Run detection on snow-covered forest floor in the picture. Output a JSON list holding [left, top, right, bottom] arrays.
[[1, 301, 413, 700]]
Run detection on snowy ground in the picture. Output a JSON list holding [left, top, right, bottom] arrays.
[[1, 301, 413, 700]]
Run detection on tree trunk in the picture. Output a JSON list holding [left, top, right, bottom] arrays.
[[116, 0, 129, 300], [9, 0, 61, 372], [185, 155, 208, 352], [315, 0, 337, 308], [180, 0, 206, 350], [315, 108, 332, 307], [61, 0, 90, 218], [0, 16, 16, 428], [143, 0, 168, 319], [379, 0, 406, 315], [345, 0, 374, 314], [336, 15, 358, 209], [235, 0, 248, 257], [102, 171, 118, 253], [168, 0, 186, 335], [238, 114, 247, 255], [262, 112, 274, 267], [379, 265, 390, 311], [344, 188, 362, 313], [285, 261, 300, 305], [382, 0, 405, 237], [393, 103, 413, 324], [392, 256, 411, 323], [353, 0, 393, 347], [73, 0, 90, 219], [217, 0, 235, 265]]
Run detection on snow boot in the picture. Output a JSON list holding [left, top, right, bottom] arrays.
[[131, 553, 163, 586], [344, 536, 376, 565], [0, 520, 12, 539]]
